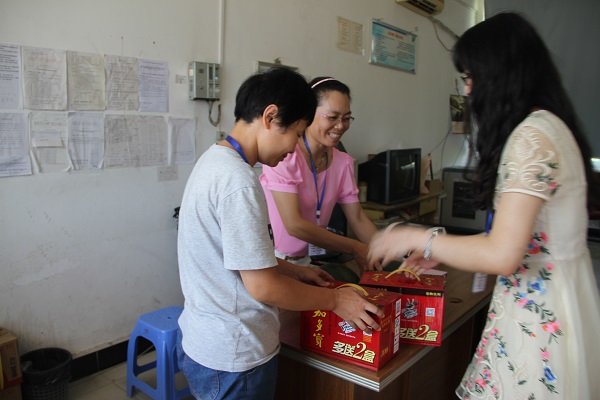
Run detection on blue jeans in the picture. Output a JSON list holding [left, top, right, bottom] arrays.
[[176, 330, 278, 400]]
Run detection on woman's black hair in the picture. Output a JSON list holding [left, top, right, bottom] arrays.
[[308, 77, 351, 103], [234, 68, 316, 127], [453, 12, 598, 211]]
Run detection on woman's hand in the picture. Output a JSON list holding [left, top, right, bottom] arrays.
[[367, 224, 435, 272], [294, 265, 335, 287], [351, 241, 382, 272], [277, 258, 334, 286], [401, 250, 441, 275]]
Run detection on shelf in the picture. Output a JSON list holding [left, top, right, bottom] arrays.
[[361, 180, 444, 225]]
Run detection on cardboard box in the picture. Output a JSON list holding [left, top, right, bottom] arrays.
[[360, 270, 446, 346], [0, 385, 22, 400], [300, 284, 402, 371], [0, 328, 21, 390]]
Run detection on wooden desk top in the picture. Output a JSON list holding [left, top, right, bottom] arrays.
[[279, 267, 496, 392], [360, 189, 444, 212]]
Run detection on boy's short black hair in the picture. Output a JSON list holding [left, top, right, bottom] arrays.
[[234, 68, 317, 128]]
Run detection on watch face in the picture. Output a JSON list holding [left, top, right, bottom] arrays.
[[424, 249, 432, 260]]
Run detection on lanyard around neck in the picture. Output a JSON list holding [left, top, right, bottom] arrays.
[[485, 209, 494, 235], [225, 135, 249, 164], [303, 135, 327, 220]]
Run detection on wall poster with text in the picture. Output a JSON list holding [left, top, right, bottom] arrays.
[[370, 20, 417, 73]]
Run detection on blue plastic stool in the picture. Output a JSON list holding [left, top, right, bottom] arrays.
[[126, 306, 191, 399]]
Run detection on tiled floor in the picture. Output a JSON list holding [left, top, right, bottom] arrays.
[[68, 351, 192, 400]]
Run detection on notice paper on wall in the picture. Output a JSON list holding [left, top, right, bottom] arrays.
[[0, 43, 22, 110], [370, 20, 417, 74], [67, 51, 106, 111], [337, 17, 363, 55], [0, 112, 31, 177], [67, 112, 105, 170], [105, 55, 139, 111], [104, 114, 168, 168], [30, 111, 69, 173], [22, 46, 67, 110], [169, 117, 196, 165], [139, 59, 169, 113]]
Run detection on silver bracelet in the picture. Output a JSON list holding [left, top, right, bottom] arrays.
[[423, 227, 445, 261]]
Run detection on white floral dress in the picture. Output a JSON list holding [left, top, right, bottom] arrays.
[[456, 111, 600, 399]]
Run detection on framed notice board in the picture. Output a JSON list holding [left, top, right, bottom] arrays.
[[370, 20, 417, 74]]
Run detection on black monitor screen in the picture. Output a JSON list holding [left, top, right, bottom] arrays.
[[358, 148, 421, 204]]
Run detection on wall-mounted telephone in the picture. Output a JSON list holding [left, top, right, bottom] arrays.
[[188, 61, 220, 100]]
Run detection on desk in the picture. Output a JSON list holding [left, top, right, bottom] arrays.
[[275, 267, 496, 400], [361, 180, 444, 227]]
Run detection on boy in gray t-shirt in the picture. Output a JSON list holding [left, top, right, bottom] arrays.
[[177, 68, 383, 399]]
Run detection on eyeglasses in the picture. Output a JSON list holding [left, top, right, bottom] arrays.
[[319, 113, 355, 126], [460, 73, 472, 84]]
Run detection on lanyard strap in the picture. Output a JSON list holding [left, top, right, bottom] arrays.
[[303, 135, 327, 220], [225, 135, 249, 164], [485, 209, 494, 235]]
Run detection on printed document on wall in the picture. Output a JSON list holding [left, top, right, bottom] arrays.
[[104, 114, 168, 168], [22, 47, 67, 110], [370, 21, 417, 74], [169, 117, 196, 165], [136, 115, 167, 166], [139, 59, 169, 113], [67, 51, 106, 110], [30, 111, 69, 173], [105, 55, 139, 111], [67, 112, 104, 170], [0, 112, 31, 177], [0, 43, 22, 110], [337, 17, 363, 55]]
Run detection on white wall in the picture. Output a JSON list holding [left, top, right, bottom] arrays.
[[220, 0, 482, 165], [485, 0, 600, 157], [0, 0, 481, 356]]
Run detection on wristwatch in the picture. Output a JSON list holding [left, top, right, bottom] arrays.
[[423, 227, 445, 261]]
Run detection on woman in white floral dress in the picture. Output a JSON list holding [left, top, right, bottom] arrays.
[[367, 12, 600, 399]]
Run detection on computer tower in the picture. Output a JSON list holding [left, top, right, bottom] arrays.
[[440, 167, 487, 234]]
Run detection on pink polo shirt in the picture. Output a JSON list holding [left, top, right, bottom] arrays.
[[259, 143, 359, 257]]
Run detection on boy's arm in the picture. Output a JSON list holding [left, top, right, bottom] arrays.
[[240, 267, 383, 332]]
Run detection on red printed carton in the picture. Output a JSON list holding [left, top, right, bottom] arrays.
[[300, 284, 402, 371], [359, 270, 446, 346]]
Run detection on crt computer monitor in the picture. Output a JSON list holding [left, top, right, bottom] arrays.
[[357, 148, 421, 205]]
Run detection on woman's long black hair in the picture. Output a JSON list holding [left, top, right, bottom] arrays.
[[453, 12, 598, 212]]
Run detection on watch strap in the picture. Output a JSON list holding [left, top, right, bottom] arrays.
[[423, 227, 445, 261]]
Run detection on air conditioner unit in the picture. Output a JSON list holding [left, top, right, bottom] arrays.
[[396, 0, 444, 17]]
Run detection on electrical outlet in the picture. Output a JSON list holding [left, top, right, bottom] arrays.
[[216, 131, 226, 141]]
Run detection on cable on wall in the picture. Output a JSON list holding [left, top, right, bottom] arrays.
[[428, 16, 459, 51], [208, 100, 221, 127]]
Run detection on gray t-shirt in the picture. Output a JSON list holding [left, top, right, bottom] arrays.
[[177, 144, 279, 372]]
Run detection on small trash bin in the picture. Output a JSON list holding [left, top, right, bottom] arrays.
[[20, 347, 72, 400]]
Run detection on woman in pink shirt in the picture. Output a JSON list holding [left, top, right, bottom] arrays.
[[260, 77, 380, 277]]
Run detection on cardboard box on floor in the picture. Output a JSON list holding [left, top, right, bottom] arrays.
[[0, 385, 22, 400], [0, 328, 22, 391]]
